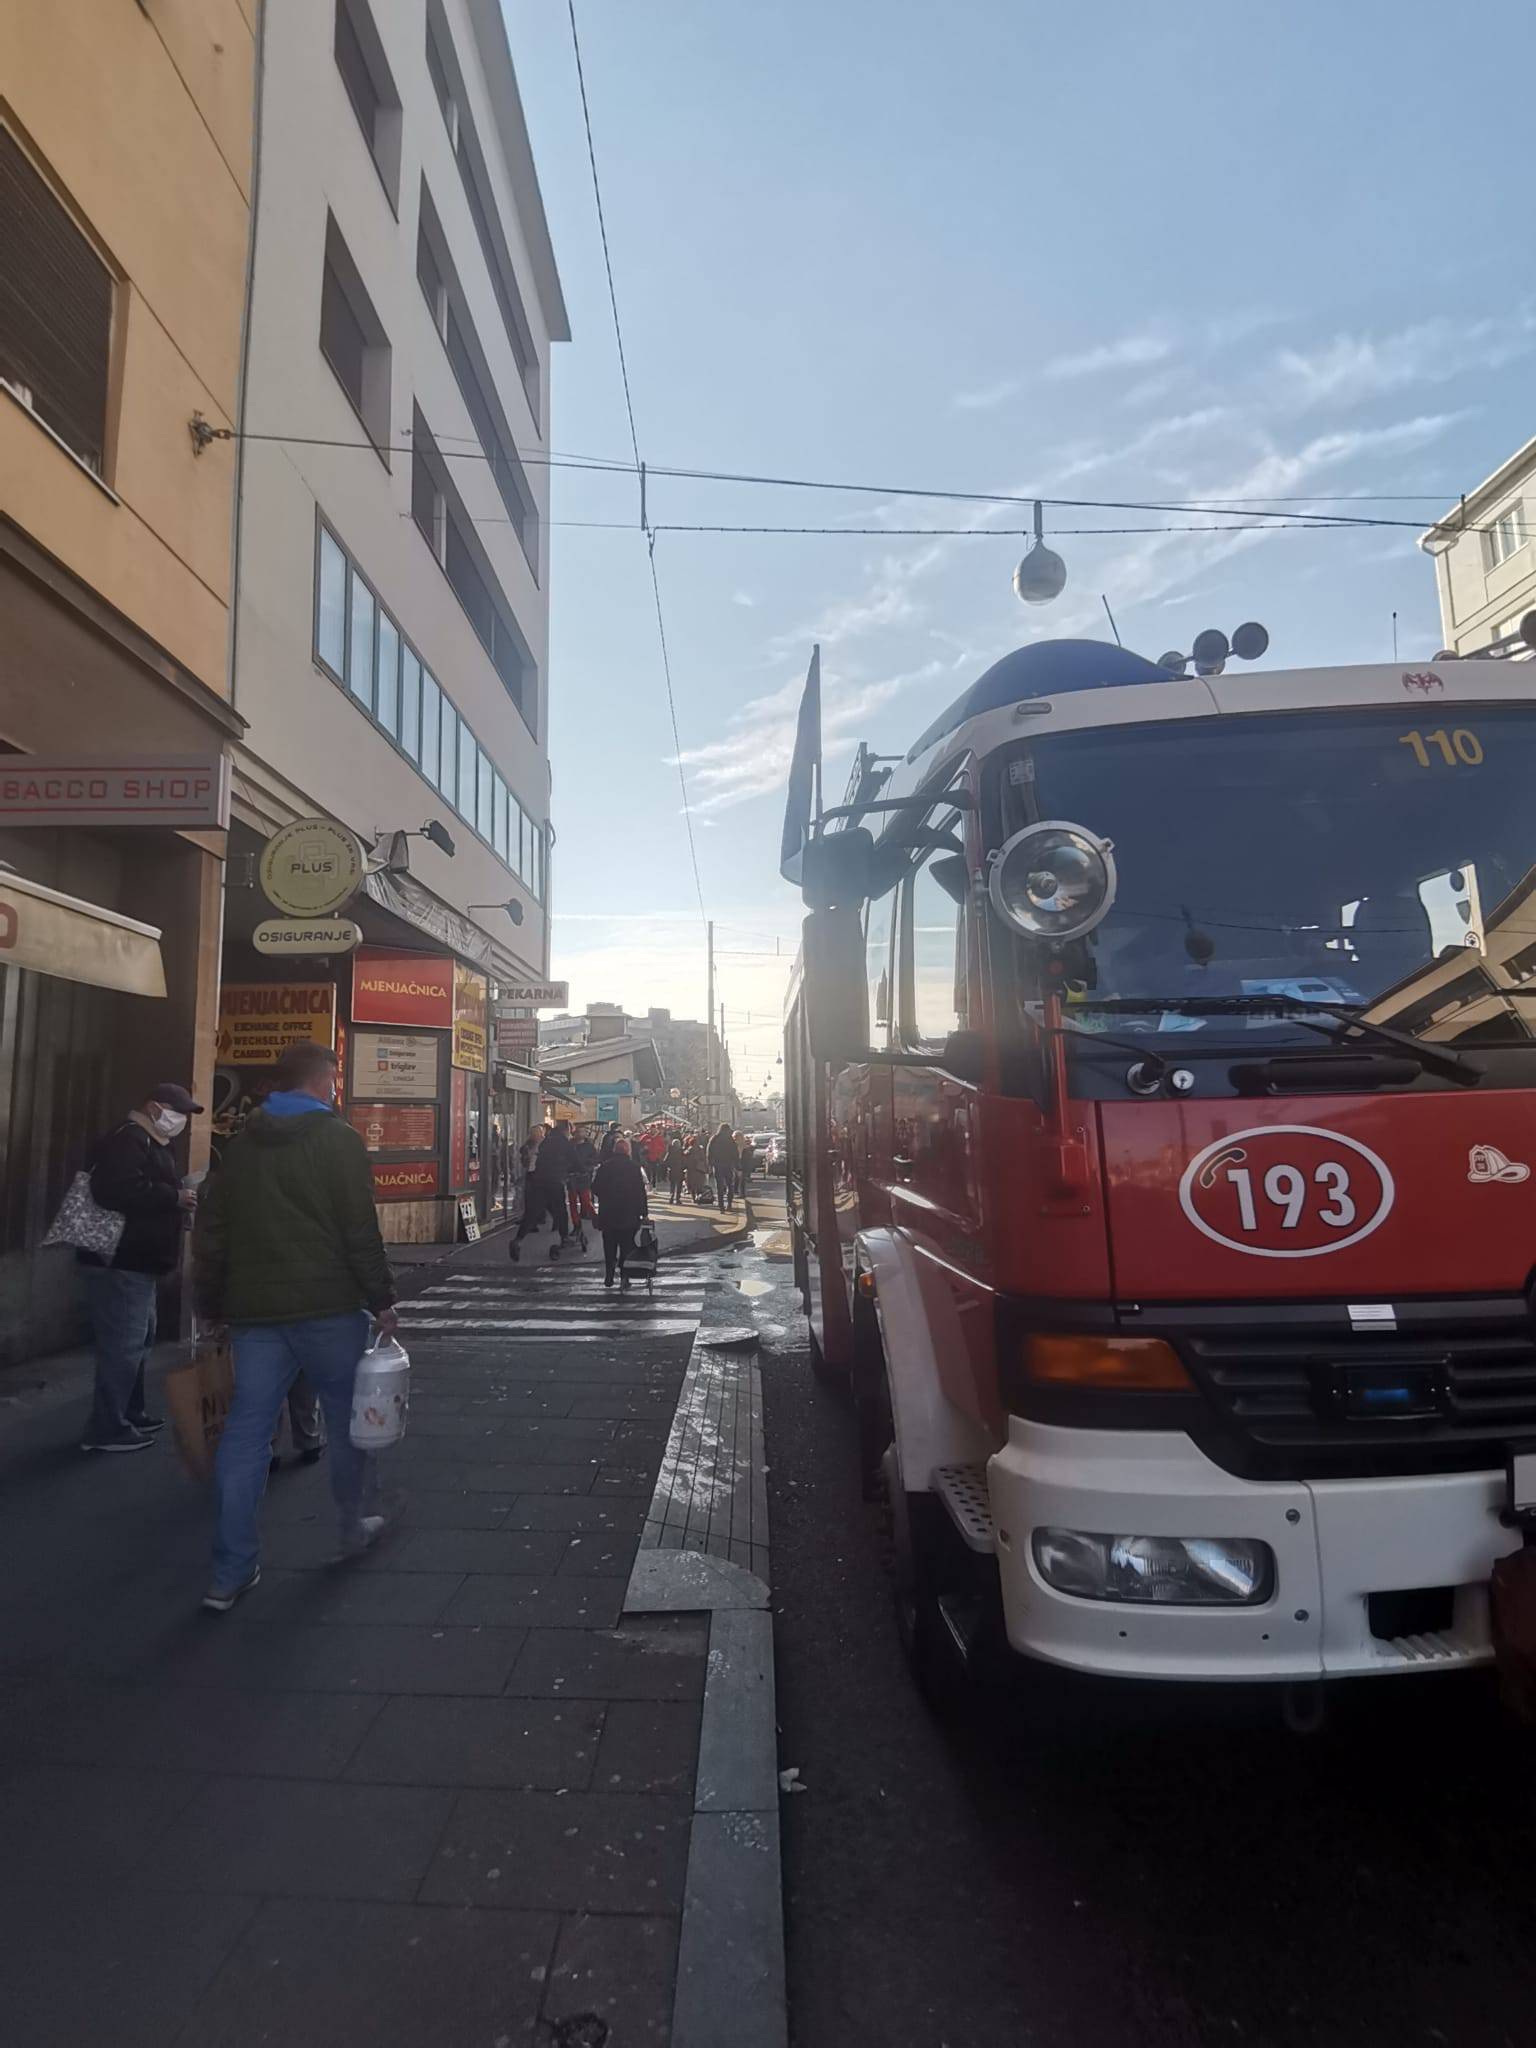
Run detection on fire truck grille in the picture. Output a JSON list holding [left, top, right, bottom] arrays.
[[1151, 1295, 1536, 1473]]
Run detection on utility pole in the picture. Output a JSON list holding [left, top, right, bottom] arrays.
[[721, 1000, 728, 1121], [705, 919, 715, 1124]]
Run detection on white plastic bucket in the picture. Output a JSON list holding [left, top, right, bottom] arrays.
[[349, 1332, 410, 1449]]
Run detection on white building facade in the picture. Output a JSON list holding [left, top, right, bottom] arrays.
[[226, 0, 567, 1238], [1421, 433, 1536, 658]]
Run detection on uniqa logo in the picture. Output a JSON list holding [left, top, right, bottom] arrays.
[[1178, 1124, 1395, 1259]]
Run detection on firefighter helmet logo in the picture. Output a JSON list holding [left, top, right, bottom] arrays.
[[1467, 1144, 1530, 1186], [1179, 1124, 1395, 1258]]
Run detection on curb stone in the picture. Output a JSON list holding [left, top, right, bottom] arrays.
[[622, 1251, 786, 2048]]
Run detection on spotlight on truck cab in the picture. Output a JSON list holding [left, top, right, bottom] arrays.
[[989, 820, 1117, 942]]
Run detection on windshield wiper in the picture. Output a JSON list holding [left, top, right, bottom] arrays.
[[1079, 995, 1482, 1084]]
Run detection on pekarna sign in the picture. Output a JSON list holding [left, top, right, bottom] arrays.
[[0, 756, 230, 829], [351, 948, 454, 1029]]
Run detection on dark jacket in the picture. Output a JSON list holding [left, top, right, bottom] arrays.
[[666, 1139, 685, 1172], [569, 1138, 598, 1187], [193, 1104, 395, 1324], [535, 1126, 575, 1185], [707, 1131, 738, 1175], [593, 1155, 648, 1232], [86, 1119, 183, 1275]]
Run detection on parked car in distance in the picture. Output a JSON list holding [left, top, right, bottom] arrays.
[[765, 1135, 786, 1174]]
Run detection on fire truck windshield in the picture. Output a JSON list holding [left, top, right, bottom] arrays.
[[1001, 704, 1536, 1047]]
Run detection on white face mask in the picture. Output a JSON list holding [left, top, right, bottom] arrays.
[[150, 1107, 188, 1140]]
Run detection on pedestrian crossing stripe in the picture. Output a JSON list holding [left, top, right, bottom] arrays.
[[398, 1317, 699, 1336]]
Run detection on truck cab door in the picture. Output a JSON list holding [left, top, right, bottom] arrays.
[[887, 808, 991, 1421]]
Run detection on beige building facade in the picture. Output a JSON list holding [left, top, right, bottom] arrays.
[[224, 0, 567, 1242], [1421, 433, 1536, 659], [0, 0, 253, 1361]]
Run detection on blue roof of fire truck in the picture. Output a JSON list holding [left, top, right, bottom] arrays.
[[906, 639, 1175, 761]]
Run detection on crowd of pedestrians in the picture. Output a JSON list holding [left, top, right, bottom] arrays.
[[62, 1078, 758, 1617]]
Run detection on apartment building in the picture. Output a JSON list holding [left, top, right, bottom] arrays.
[[227, 0, 567, 1239], [1421, 432, 1536, 658], [0, 0, 253, 1361]]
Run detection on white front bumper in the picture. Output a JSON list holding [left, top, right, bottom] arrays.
[[987, 1419, 1518, 1682]]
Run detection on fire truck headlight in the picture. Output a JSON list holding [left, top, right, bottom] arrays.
[[990, 821, 1117, 942], [1031, 1529, 1276, 1606]]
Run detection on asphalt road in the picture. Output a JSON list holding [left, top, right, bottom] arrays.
[[757, 1185, 1536, 2048]]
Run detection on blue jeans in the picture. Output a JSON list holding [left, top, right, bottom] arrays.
[[212, 1312, 373, 1588], [83, 1265, 159, 1442]]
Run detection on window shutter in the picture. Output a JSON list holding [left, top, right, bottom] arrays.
[[0, 128, 113, 472]]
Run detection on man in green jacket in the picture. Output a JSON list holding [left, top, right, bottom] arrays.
[[194, 1039, 398, 1611]]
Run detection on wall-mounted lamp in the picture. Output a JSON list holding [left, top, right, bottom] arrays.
[[374, 821, 457, 874], [470, 899, 526, 926]]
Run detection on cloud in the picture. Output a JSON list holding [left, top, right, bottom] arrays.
[[731, 590, 757, 607], [1041, 410, 1470, 637], [1049, 408, 1232, 484], [672, 657, 948, 817], [1045, 333, 1172, 381], [1271, 310, 1536, 408], [952, 377, 1021, 412]]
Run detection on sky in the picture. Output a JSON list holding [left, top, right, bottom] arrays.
[[507, 0, 1536, 1102]]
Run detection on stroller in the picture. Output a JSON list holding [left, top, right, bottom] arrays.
[[565, 1176, 595, 1254], [625, 1217, 660, 1294]]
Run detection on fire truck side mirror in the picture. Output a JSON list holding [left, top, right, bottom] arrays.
[[800, 828, 874, 910], [803, 906, 871, 1065]]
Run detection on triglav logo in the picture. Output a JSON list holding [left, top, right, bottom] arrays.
[[1467, 1144, 1530, 1186]]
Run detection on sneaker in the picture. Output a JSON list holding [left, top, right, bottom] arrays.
[[127, 1415, 166, 1434], [333, 1513, 390, 1562], [508, 1240, 522, 1263], [202, 1567, 261, 1613], [300, 1445, 325, 1466], [80, 1427, 154, 1454]]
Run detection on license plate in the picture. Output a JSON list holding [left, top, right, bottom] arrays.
[[1331, 1363, 1441, 1421]]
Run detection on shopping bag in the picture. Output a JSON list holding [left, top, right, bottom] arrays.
[[164, 1330, 235, 1481], [42, 1169, 125, 1260]]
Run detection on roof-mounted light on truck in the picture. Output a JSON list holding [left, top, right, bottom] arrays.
[[1024, 1334, 1192, 1392], [989, 820, 1117, 943]]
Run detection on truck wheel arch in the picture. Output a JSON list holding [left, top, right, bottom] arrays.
[[855, 1228, 998, 1492]]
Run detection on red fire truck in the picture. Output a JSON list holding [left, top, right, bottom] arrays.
[[784, 632, 1536, 1706]]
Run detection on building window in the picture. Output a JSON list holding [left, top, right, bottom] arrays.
[[1489, 506, 1529, 569], [317, 526, 347, 675], [375, 610, 400, 736], [420, 669, 441, 784], [0, 126, 114, 474], [458, 722, 477, 824], [411, 406, 537, 733], [334, 0, 402, 206], [418, 186, 539, 572], [425, 12, 460, 149], [347, 574, 375, 708], [425, 5, 538, 412], [400, 646, 421, 757], [311, 514, 542, 881], [438, 695, 458, 806], [320, 215, 391, 458], [416, 213, 449, 342]]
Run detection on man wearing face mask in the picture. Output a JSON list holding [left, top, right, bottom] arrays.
[[78, 1082, 203, 1453]]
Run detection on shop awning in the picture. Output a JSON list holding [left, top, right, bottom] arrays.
[[0, 869, 166, 997], [497, 1066, 543, 1097]]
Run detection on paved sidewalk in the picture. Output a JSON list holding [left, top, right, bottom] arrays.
[[0, 1243, 721, 2046]]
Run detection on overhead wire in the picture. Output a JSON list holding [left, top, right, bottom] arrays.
[[209, 428, 1486, 534], [566, 0, 707, 928]]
